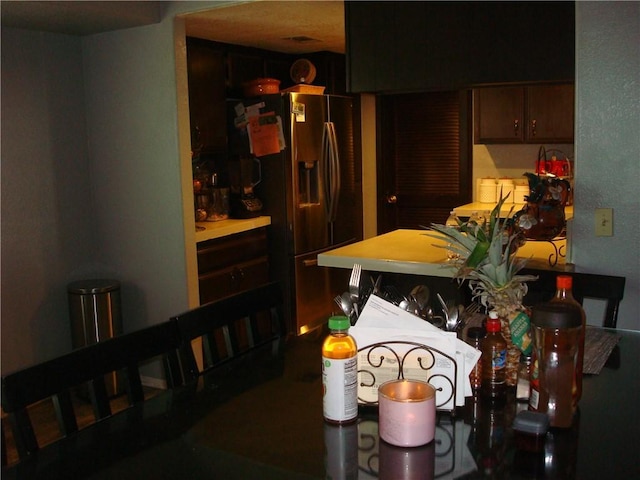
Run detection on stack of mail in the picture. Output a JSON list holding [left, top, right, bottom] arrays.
[[350, 295, 481, 412]]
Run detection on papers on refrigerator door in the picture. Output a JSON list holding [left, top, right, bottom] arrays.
[[350, 295, 481, 410]]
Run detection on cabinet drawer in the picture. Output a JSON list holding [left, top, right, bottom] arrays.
[[197, 228, 268, 274], [198, 256, 270, 304]]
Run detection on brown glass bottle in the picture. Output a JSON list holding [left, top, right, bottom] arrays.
[[480, 312, 507, 402], [549, 275, 586, 403]]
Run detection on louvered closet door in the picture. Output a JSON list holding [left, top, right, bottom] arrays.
[[377, 90, 472, 233]]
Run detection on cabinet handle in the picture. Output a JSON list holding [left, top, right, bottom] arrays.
[[303, 259, 318, 267], [230, 267, 245, 286], [531, 119, 537, 137], [514, 119, 519, 136]]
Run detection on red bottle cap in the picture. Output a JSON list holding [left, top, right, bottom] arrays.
[[486, 317, 501, 332], [556, 275, 573, 289]]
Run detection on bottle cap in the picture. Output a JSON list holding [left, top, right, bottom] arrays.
[[328, 315, 350, 330], [486, 315, 501, 332], [556, 275, 573, 289]]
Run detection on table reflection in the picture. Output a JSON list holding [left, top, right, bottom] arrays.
[[323, 392, 584, 479]]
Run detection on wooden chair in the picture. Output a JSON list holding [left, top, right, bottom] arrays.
[[523, 269, 626, 328], [172, 282, 284, 383], [1, 321, 182, 461]]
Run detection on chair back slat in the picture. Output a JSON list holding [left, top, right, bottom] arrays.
[[1, 320, 182, 461], [172, 282, 284, 382], [51, 391, 78, 436]]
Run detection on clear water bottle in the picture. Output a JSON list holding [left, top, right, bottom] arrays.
[[445, 211, 460, 261]]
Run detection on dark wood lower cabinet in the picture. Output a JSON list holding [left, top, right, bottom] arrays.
[[196, 228, 269, 304]]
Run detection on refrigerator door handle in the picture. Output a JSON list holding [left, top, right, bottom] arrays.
[[322, 122, 334, 221], [329, 122, 341, 213], [323, 121, 341, 223]]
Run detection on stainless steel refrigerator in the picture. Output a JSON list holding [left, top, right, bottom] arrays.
[[230, 93, 363, 334]]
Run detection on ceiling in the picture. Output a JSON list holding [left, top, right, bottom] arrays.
[[1, 1, 345, 54], [0, 1, 163, 35]]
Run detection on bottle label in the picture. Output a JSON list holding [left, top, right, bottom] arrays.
[[508, 311, 533, 355], [492, 348, 507, 370], [529, 387, 540, 410], [322, 355, 358, 422]]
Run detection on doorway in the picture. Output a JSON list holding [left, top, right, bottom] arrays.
[[376, 90, 473, 234]]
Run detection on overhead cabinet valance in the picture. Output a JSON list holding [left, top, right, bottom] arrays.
[[345, 1, 575, 93]]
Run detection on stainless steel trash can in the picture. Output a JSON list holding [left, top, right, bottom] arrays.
[[68, 279, 123, 396]]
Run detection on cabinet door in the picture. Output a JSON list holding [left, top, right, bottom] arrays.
[[226, 52, 265, 96], [474, 87, 525, 144], [186, 39, 227, 154], [527, 84, 575, 143], [198, 257, 270, 304], [196, 228, 270, 304]]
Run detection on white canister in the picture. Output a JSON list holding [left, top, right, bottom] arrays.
[[497, 178, 515, 203], [478, 178, 497, 203]]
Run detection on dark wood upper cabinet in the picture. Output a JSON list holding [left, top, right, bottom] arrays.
[[345, 1, 575, 93], [526, 84, 575, 142], [474, 84, 574, 144], [186, 38, 227, 155]]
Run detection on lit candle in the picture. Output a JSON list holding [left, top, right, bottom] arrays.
[[378, 379, 436, 447]]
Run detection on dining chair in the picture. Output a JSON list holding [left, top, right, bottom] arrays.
[[1, 320, 182, 461], [172, 282, 284, 383], [1, 419, 7, 467], [523, 269, 626, 328]]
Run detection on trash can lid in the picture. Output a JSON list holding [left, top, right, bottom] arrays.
[[68, 279, 120, 294]]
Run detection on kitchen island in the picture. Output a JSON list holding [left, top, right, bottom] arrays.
[[317, 229, 573, 275]]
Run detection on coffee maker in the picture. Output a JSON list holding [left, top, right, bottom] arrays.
[[228, 154, 263, 218]]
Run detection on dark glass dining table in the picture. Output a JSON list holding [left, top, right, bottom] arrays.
[[4, 327, 639, 480]]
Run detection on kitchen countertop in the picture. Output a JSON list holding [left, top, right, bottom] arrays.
[[317, 229, 572, 276], [454, 202, 574, 219], [318, 229, 454, 277], [195, 216, 271, 243]]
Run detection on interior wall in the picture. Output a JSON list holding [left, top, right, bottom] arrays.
[[0, 1, 232, 374], [574, 2, 639, 330], [80, 7, 196, 338], [1, 29, 97, 372]]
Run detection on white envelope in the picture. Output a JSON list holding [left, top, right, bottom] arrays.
[[351, 295, 481, 409]]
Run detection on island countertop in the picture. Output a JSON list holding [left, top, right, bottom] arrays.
[[454, 202, 574, 219], [318, 229, 454, 277], [317, 229, 572, 276]]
